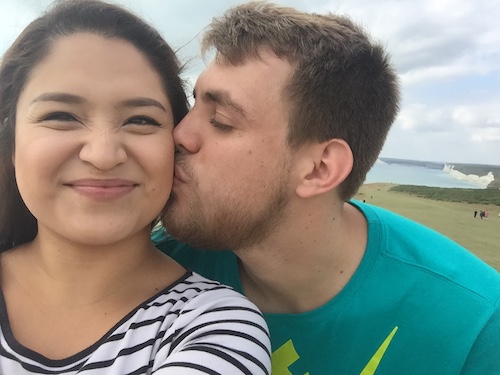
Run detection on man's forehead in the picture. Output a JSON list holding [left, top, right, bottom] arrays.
[[195, 61, 246, 99], [194, 54, 292, 119], [194, 66, 251, 118], [197, 54, 291, 90]]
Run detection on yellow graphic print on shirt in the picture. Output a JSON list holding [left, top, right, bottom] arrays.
[[271, 339, 310, 375], [271, 326, 398, 375], [360, 326, 399, 375]]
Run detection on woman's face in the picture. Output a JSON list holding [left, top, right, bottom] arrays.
[[14, 33, 175, 246]]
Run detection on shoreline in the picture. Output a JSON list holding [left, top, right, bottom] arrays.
[[378, 157, 500, 189]]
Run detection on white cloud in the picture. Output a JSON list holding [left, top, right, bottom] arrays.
[[0, 1, 42, 53]]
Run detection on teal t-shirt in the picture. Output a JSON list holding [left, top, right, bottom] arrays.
[[153, 202, 500, 374]]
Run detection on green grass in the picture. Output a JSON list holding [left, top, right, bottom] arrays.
[[389, 185, 500, 206], [356, 183, 500, 271]]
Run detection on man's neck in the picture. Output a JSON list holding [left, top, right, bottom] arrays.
[[235, 201, 367, 314]]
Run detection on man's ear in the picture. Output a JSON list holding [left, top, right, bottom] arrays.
[[295, 139, 353, 199]]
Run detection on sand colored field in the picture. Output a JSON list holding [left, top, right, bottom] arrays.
[[355, 183, 500, 271]]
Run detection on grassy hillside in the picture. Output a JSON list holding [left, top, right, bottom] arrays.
[[389, 185, 500, 206]]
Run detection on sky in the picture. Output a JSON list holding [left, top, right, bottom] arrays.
[[1, 0, 499, 166]]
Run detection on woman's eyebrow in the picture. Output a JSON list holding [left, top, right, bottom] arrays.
[[30, 93, 167, 112], [119, 97, 167, 112], [30, 92, 84, 105]]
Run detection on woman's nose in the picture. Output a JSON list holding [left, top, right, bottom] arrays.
[[79, 130, 127, 170]]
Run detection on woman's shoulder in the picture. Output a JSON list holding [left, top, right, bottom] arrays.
[[123, 271, 271, 374], [148, 271, 260, 314]]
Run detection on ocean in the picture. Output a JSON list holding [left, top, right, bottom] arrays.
[[365, 162, 487, 189]]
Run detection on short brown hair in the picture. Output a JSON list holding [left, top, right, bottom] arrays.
[[0, 0, 189, 251], [202, 1, 400, 201]]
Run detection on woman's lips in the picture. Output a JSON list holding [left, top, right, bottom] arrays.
[[65, 179, 138, 200]]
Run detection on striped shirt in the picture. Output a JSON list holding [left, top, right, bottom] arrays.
[[0, 272, 271, 374]]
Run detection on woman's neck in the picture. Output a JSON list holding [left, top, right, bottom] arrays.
[[4, 225, 179, 306], [0, 225, 185, 359]]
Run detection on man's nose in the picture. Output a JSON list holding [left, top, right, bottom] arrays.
[[173, 110, 202, 155], [79, 131, 127, 170]]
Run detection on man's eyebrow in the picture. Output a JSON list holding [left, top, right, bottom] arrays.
[[30, 93, 167, 112], [202, 90, 247, 118]]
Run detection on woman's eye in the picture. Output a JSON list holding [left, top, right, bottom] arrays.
[[41, 111, 77, 122], [126, 116, 161, 126], [210, 118, 233, 133]]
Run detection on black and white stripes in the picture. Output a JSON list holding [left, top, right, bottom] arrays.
[[0, 272, 271, 374]]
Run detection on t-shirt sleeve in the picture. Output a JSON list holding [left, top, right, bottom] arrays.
[[152, 285, 271, 374], [459, 297, 500, 374]]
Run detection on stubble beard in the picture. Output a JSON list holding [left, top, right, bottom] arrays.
[[162, 162, 290, 251]]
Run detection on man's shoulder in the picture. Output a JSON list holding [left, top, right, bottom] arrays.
[[153, 229, 232, 263], [354, 201, 500, 305], [152, 227, 240, 289]]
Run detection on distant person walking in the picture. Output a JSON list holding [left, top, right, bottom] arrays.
[[479, 211, 485, 220], [474, 210, 478, 218]]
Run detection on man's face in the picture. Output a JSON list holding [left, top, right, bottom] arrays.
[[163, 51, 295, 250]]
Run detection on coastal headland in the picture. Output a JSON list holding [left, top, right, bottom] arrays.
[[355, 183, 500, 271], [379, 157, 500, 189]]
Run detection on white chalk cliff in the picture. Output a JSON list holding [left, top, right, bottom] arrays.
[[443, 164, 495, 187]]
